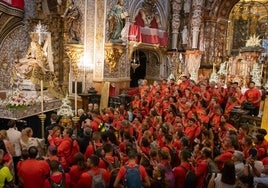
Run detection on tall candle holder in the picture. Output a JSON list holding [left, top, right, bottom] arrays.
[[65, 44, 84, 134]]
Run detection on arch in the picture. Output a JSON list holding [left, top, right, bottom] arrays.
[[128, 0, 170, 30]]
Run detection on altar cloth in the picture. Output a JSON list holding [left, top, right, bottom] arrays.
[[0, 99, 61, 120]]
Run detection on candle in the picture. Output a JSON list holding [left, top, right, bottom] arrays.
[[75, 80, 77, 116], [41, 80, 44, 113]]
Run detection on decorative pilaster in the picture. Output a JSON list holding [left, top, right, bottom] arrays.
[[171, 0, 183, 49], [191, 0, 203, 49]]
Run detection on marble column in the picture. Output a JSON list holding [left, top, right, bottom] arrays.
[[191, 0, 203, 49], [171, 0, 182, 49]]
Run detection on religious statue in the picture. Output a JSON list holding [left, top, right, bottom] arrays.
[[13, 33, 50, 80], [108, 0, 128, 43], [181, 25, 188, 44], [11, 32, 54, 91], [63, 0, 80, 43]]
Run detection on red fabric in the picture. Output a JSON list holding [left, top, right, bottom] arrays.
[[11, 0, 24, 9], [173, 162, 192, 188], [18, 159, 50, 188], [43, 173, 71, 188], [195, 160, 208, 188], [57, 137, 72, 167], [69, 165, 88, 188], [128, 24, 168, 46], [216, 149, 234, 170], [134, 12, 144, 27], [1, 0, 24, 9], [129, 24, 142, 41], [244, 88, 261, 107], [150, 18, 158, 28], [77, 168, 110, 188]]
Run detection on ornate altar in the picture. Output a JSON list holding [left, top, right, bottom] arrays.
[[215, 35, 264, 87]]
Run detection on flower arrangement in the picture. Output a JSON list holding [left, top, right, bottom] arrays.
[[57, 96, 74, 117], [4, 89, 36, 109]]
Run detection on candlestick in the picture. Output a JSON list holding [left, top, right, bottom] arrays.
[[74, 80, 77, 116], [41, 80, 44, 113]]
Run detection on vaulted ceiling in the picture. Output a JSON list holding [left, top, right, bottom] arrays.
[[0, 1, 24, 46]]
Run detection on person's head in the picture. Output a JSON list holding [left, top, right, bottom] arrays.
[[127, 149, 138, 160], [248, 81, 255, 89], [49, 160, 61, 172], [239, 125, 249, 135], [164, 134, 173, 144], [22, 127, 33, 138], [180, 136, 190, 148], [28, 146, 38, 159], [50, 113, 58, 123], [179, 149, 191, 162], [152, 164, 166, 180], [201, 147, 212, 159], [63, 128, 73, 138], [47, 145, 57, 156], [78, 109, 85, 117], [88, 103, 93, 111], [221, 160, 236, 185], [7, 120, 16, 128], [21, 149, 29, 160], [232, 150, 245, 162], [73, 152, 86, 170], [88, 155, 99, 168], [103, 143, 113, 154]]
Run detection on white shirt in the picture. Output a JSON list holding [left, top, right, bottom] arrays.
[[6, 128, 22, 157]]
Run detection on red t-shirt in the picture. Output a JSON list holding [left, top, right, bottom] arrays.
[[18, 159, 50, 188], [173, 162, 192, 188], [77, 167, 110, 188], [43, 173, 71, 188], [69, 165, 88, 188], [244, 88, 261, 107]]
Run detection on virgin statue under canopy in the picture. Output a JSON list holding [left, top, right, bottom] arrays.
[[11, 22, 54, 91]]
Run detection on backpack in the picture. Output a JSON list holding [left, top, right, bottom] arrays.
[[167, 146, 180, 168], [88, 169, 106, 188], [48, 173, 66, 188], [102, 157, 120, 188], [124, 165, 142, 188], [180, 165, 197, 188]]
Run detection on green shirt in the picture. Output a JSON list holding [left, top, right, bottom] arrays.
[[0, 166, 13, 188]]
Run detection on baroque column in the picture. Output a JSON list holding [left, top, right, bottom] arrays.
[[171, 0, 183, 50], [191, 0, 203, 49]]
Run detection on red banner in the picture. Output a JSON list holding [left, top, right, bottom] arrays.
[[1, 0, 24, 9], [128, 24, 168, 47]]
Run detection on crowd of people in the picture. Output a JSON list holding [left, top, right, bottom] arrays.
[[0, 75, 267, 188]]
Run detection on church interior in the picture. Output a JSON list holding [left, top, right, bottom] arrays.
[[1, 1, 268, 188], [0, 0, 267, 137]]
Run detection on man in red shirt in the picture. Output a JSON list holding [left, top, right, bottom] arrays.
[[77, 155, 110, 188], [57, 128, 77, 168], [18, 146, 50, 188], [113, 149, 150, 188], [244, 81, 262, 116], [173, 149, 193, 188]]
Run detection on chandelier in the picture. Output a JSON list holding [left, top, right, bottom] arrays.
[[131, 50, 140, 73]]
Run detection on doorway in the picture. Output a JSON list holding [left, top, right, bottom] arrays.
[[130, 50, 147, 88]]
